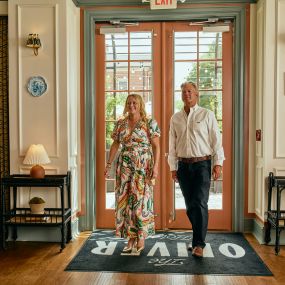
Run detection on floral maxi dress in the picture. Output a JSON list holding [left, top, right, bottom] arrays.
[[111, 117, 160, 240]]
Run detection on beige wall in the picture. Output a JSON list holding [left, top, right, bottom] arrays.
[[8, 0, 80, 237]]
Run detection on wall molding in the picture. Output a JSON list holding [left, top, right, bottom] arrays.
[[255, 166, 264, 217], [17, 4, 60, 158], [255, 2, 264, 158], [273, 167, 285, 176]]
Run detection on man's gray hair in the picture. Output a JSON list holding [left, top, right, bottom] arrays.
[[180, 81, 198, 91]]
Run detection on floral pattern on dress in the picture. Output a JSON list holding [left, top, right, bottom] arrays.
[[111, 117, 160, 239]]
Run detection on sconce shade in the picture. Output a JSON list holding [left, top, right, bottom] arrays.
[[23, 144, 50, 178], [26, 34, 42, 56]]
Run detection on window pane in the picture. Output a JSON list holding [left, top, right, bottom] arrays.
[[105, 34, 128, 61], [129, 61, 152, 91], [174, 62, 197, 90], [105, 92, 128, 120], [174, 32, 197, 60], [174, 91, 183, 113], [142, 92, 153, 116], [105, 180, 115, 209], [198, 61, 222, 90], [105, 62, 128, 91], [130, 32, 152, 60], [105, 121, 116, 149], [199, 32, 222, 59]]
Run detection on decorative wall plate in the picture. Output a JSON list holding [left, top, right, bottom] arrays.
[[27, 76, 47, 97]]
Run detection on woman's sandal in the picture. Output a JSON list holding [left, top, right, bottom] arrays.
[[122, 238, 136, 253], [136, 238, 145, 253]]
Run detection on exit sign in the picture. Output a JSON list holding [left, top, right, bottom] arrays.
[[150, 0, 177, 10]]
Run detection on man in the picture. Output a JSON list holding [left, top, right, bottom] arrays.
[[168, 81, 224, 258]]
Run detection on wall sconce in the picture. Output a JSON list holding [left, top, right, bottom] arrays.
[[26, 34, 41, 56]]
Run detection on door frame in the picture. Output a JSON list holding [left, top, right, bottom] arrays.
[[80, 4, 248, 232]]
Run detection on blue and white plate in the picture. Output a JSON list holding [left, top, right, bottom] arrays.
[[27, 76, 47, 97]]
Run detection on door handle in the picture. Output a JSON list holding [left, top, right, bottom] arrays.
[[169, 211, 176, 222], [169, 182, 176, 222]]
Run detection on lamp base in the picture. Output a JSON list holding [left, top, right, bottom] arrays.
[[30, 164, 45, 178]]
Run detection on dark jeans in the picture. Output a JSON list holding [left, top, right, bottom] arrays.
[[177, 159, 211, 248]]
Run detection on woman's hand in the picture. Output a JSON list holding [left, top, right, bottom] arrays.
[[152, 164, 159, 180], [150, 136, 160, 185], [105, 141, 120, 178], [104, 164, 111, 178]]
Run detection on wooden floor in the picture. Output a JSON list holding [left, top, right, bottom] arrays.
[[0, 232, 284, 285]]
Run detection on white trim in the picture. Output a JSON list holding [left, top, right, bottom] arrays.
[[275, 0, 285, 158]]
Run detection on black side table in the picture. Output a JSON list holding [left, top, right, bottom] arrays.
[[0, 171, 72, 252], [265, 172, 285, 255]]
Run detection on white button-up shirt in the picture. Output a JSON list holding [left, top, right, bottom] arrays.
[[168, 104, 225, 171]]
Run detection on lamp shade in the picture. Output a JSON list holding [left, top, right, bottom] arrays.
[[23, 144, 50, 165], [23, 144, 50, 178]]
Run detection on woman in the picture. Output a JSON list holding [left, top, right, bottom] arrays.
[[104, 94, 160, 253]]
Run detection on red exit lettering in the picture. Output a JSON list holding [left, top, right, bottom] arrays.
[[155, 0, 173, 4], [151, 0, 176, 10]]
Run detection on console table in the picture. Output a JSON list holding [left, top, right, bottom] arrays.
[[265, 172, 285, 255], [0, 172, 72, 252]]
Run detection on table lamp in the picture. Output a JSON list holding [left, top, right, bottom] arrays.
[[23, 144, 51, 178]]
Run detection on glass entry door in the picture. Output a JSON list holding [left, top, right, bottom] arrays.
[[95, 22, 232, 230], [164, 22, 233, 230]]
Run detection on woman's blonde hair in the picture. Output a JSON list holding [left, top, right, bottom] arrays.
[[123, 94, 147, 122]]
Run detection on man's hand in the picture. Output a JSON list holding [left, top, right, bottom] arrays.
[[212, 165, 222, 180], [171, 170, 178, 182]]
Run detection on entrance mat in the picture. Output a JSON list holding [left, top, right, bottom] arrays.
[[65, 230, 272, 275]]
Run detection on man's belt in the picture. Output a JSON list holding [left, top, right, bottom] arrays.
[[178, 155, 211, 164]]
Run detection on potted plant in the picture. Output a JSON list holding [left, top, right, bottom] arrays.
[[29, 197, 46, 214]]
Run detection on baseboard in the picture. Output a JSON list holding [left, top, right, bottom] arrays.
[[244, 217, 285, 245], [71, 217, 80, 239]]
